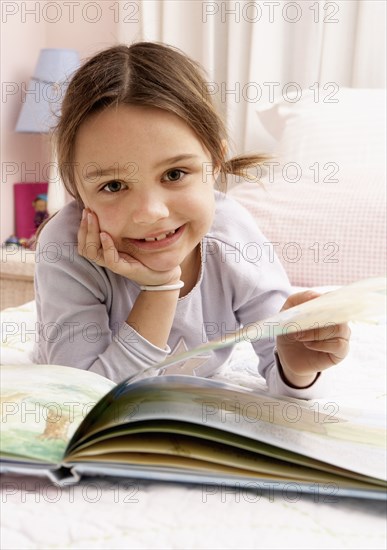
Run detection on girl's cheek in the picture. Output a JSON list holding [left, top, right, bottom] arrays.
[[93, 208, 120, 235], [101, 221, 120, 238]]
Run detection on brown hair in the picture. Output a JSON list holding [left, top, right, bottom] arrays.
[[54, 41, 267, 201]]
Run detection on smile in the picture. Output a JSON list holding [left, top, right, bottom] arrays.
[[143, 229, 176, 242], [124, 225, 185, 250]]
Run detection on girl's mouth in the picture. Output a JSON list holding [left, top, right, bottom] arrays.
[[143, 229, 176, 242], [124, 225, 185, 250]]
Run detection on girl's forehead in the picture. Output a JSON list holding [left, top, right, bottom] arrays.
[[75, 104, 211, 161], [80, 104, 185, 129]]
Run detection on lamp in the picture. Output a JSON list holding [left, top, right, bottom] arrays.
[[15, 48, 80, 214]]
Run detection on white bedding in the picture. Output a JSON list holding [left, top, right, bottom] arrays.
[[1, 299, 386, 550]]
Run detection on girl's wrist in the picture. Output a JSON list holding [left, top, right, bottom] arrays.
[[275, 350, 319, 388], [279, 363, 319, 388]]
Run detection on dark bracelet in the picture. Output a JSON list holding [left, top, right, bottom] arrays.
[[275, 350, 321, 389]]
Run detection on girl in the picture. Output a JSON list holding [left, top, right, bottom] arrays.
[[33, 42, 350, 398]]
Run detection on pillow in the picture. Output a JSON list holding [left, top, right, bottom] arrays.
[[256, 88, 386, 173], [229, 89, 386, 287]]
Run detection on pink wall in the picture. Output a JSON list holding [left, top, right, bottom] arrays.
[[1, 6, 47, 242], [1, 1, 140, 242]]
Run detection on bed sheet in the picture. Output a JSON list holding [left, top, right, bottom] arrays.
[[1, 299, 386, 549], [2, 473, 386, 550]]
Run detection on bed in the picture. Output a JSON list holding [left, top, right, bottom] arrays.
[[1, 300, 386, 549], [1, 88, 386, 549]]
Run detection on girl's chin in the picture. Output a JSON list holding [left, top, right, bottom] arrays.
[[132, 254, 181, 274], [116, 241, 200, 274]]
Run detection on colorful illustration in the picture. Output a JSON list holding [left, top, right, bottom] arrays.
[[0, 364, 115, 463]]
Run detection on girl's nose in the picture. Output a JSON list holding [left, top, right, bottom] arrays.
[[131, 192, 170, 225]]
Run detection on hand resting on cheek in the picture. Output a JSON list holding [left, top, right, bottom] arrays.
[[77, 208, 182, 287]]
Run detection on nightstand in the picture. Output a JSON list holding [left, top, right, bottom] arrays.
[[0, 246, 35, 309]]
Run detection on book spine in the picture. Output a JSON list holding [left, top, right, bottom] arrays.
[[0, 463, 80, 486]]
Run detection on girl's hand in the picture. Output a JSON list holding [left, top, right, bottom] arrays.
[[77, 209, 181, 286], [276, 291, 351, 388]]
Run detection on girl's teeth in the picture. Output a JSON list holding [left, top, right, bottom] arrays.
[[144, 229, 176, 242]]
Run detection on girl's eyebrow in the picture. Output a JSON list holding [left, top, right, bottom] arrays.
[[85, 168, 117, 179], [153, 154, 200, 168]]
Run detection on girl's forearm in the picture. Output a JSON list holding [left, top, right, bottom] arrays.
[[125, 289, 180, 349]]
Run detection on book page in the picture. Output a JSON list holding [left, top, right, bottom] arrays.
[[68, 375, 386, 483], [67, 433, 381, 489], [132, 276, 387, 380], [66, 423, 384, 489], [0, 364, 115, 464]]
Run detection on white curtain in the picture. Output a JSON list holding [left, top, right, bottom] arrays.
[[118, 0, 386, 155]]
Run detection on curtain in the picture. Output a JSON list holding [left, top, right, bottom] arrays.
[[118, 0, 386, 155]]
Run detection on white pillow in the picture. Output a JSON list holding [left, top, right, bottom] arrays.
[[256, 87, 386, 175], [229, 88, 386, 287]]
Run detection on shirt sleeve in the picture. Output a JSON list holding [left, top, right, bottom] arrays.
[[33, 243, 169, 384], [231, 230, 326, 400]]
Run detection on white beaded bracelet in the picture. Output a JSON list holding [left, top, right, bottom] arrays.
[[140, 281, 184, 291]]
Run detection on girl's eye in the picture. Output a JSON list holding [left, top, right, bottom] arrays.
[[164, 169, 186, 182], [102, 181, 125, 193]]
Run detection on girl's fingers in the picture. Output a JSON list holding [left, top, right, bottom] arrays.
[[78, 210, 104, 264], [302, 337, 349, 354], [77, 209, 88, 256], [296, 323, 351, 343], [85, 211, 101, 244], [296, 323, 351, 362], [281, 290, 320, 311], [100, 232, 143, 276], [302, 338, 350, 363], [100, 232, 120, 268]]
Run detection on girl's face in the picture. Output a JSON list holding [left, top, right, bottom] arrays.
[[74, 104, 218, 277]]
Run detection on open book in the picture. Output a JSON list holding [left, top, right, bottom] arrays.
[[1, 277, 386, 499]]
